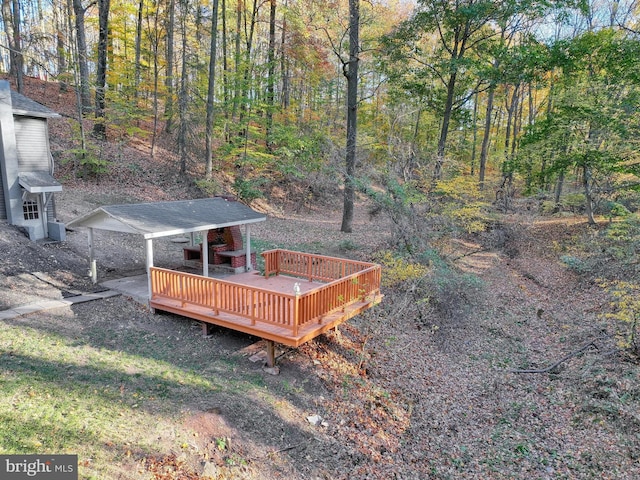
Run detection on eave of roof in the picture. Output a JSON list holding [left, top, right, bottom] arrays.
[[10, 90, 61, 118], [19, 172, 63, 193]]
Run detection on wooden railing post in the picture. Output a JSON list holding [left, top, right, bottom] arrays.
[[250, 290, 255, 325], [180, 273, 186, 307], [293, 294, 299, 336], [213, 282, 219, 315]]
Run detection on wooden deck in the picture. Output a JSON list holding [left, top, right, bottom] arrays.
[[149, 249, 382, 355]]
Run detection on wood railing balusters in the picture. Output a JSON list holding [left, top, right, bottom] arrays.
[[150, 252, 381, 339]]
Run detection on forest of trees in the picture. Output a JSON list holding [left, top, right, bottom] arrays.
[[2, 0, 640, 232]]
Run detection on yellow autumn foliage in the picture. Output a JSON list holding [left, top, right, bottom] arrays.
[[374, 251, 429, 288], [600, 280, 640, 353]]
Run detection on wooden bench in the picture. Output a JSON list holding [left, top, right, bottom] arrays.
[[183, 245, 201, 261], [217, 249, 257, 269]]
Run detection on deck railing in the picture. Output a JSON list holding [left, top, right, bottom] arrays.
[[150, 251, 381, 336], [261, 249, 374, 282], [151, 267, 298, 330]]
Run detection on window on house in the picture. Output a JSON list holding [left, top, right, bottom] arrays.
[[23, 199, 39, 220]]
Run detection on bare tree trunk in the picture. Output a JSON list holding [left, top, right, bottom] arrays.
[[178, 1, 189, 174], [54, 1, 68, 91], [232, 0, 242, 122], [2, 0, 24, 92], [340, 0, 359, 233], [93, 0, 110, 138], [470, 91, 478, 176], [280, 0, 289, 111], [554, 168, 565, 205], [72, 0, 92, 113], [433, 71, 457, 181], [265, 0, 276, 151], [164, 0, 175, 133], [479, 85, 495, 190], [134, 0, 143, 96], [150, 5, 161, 157], [582, 165, 596, 225], [205, 0, 220, 178], [221, 0, 230, 123], [407, 108, 422, 180], [66, 0, 88, 173], [238, 0, 258, 128]]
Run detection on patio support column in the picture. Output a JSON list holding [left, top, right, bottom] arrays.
[[145, 238, 153, 302], [245, 224, 252, 271], [88, 227, 97, 284], [202, 230, 209, 277]]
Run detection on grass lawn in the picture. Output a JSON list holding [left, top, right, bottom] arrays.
[[0, 296, 323, 479]]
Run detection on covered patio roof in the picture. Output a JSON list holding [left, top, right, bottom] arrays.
[[67, 197, 267, 290], [67, 197, 266, 239]]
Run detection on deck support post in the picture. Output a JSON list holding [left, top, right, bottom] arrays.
[[265, 340, 276, 367], [88, 227, 97, 284], [202, 322, 213, 337]]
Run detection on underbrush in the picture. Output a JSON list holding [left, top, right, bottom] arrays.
[[560, 214, 640, 280], [374, 248, 484, 333], [559, 214, 640, 359]]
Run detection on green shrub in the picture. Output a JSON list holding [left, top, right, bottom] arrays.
[[540, 200, 557, 215], [606, 202, 631, 218], [233, 177, 264, 203], [195, 178, 222, 196], [560, 255, 593, 275], [562, 193, 586, 213]]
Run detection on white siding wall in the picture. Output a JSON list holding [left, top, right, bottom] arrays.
[[0, 160, 5, 219], [15, 116, 50, 171]]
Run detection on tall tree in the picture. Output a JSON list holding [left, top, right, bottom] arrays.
[[341, 0, 360, 233], [518, 29, 640, 224], [164, 0, 176, 133], [134, 0, 144, 96], [72, 0, 92, 113], [413, 0, 499, 181], [205, 0, 220, 178], [178, 0, 189, 174], [93, 0, 111, 138], [265, 0, 277, 150], [2, 0, 24, 92]]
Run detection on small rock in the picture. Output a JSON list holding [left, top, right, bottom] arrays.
[[307, 414, 323, 426], [249, 351, 267, 363], [201, 461, 218, 478], [263, 366, 280, 375]]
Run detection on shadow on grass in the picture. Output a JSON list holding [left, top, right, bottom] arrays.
[[0, 295, 358, 478]]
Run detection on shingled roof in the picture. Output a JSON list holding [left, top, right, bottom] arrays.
[[67, 197, 266, 239], [9, 90, 61, 118]]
